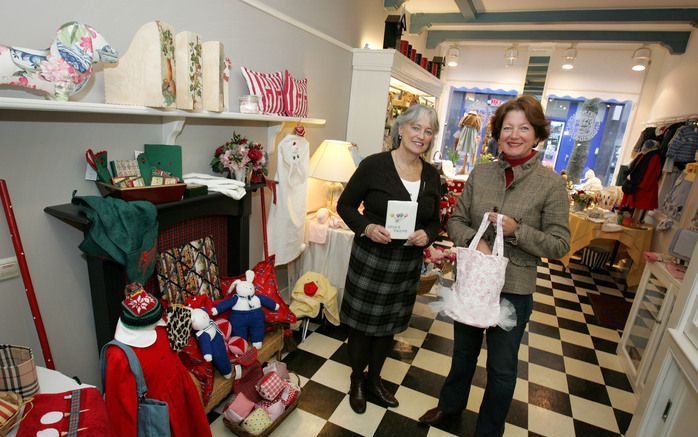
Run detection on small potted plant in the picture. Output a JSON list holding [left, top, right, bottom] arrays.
[[571, 190, 595, 211]]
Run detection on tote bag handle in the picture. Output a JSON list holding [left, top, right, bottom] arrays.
[[467, 212, 505, 257]]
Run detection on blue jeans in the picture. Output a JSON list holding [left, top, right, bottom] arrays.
[[438, 293, 533, 437]]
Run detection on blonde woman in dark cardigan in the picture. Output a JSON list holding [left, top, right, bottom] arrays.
[[337, 104, 441, 414], [420, 96, 570, 437]]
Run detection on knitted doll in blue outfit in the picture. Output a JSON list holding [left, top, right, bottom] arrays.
[[211, 270, 279, 348], [190, 308, 233, 378]]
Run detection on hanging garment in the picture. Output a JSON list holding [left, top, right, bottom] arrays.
[[456, 125, 479, 173], [631, 127, 659, 157], [621, 149, 661, 210], [659, 122, 684, 163], [666, 124, 698, 164], [103, 327, 211, 437], [662, 171, 693, 221], [266, 134, 309, 266], [658, 157, 681, 208]]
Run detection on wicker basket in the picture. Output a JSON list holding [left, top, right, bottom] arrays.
[[417, 273, 439, 295], [0, 391, 22, 436], [222, 375, 301, 437], [417, 261, 453, 296]]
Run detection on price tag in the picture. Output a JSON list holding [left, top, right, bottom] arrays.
[[85, 162, 98, 181]]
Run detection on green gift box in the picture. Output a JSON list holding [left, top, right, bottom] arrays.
[[144, 144, 182, 180]]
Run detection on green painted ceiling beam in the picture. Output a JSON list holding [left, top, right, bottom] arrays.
[[384, 0, 407, 9], [426, 30, 691, 53], [411, 9, 698, 33], [455, 0, 478, 20]]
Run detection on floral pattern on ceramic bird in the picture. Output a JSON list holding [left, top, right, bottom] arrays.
[[0, 21, 118, 100]]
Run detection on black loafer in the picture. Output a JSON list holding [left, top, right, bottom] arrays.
[[419, 407, 451, 426]]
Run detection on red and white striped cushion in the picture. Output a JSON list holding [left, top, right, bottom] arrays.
[[240, 67, 284, 115], [283, 70, 308, 117]]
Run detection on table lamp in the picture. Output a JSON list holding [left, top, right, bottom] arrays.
[[308, 140, 357, 211]]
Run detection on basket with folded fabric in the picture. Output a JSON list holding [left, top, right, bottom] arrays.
[[222, 367, 301, 437]]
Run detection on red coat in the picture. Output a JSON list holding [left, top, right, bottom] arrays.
[[104, 327, 211, 437], [621, 152, 661, 210]]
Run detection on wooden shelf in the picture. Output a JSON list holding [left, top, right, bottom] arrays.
[[43, 191, 259, 232]]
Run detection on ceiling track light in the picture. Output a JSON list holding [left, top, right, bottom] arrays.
[[632, 46, 651, 72], [561, 44, 577, 70], [504, 44, 518, 66], [447, 45, 460, 67]]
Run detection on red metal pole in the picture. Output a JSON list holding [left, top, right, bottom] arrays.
[[259, 184, 269, 260], [0, 179, 55, 369]]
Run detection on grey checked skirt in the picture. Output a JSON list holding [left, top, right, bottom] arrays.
[[341, 236, 422, 336]]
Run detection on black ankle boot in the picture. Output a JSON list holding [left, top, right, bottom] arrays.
[[366, 376, 399, 408], [349, 374, 367, 414]]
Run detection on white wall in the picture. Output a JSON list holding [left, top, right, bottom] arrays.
[[0, 0, 380, 385], [259, 0, 386, 49], [647, 33, 698, 123]]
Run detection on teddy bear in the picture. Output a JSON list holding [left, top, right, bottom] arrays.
[[190, 308, 233, 378], [211, 270, 279, 348]]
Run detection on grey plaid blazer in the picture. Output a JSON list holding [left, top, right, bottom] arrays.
[[447, 154, 570, 295]]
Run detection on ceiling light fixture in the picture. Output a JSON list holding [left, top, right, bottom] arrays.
[[561, 44, 577, 70], [447, 46, 460, 67], [632, 46, 651, 71], [504, 44, 518, 67]]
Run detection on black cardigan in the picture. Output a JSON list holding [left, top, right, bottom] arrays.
[[337, 151, 441, 247]]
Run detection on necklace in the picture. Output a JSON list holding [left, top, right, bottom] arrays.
[[392, 150, 420, 177]]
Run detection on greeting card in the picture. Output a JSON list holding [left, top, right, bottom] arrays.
[[385, 200, 418, 239]]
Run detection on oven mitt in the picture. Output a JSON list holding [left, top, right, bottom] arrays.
[[144, 144, 182, 180], [136, 152, 153, 186]]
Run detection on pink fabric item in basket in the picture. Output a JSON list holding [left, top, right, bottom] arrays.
[[263, 361, 289, 380], [257, 399, 286, 421], [256, 371, 289, 401], [224, 392, 255, 423], [438, 213, 513, 329], [280, 382, 300, 407]]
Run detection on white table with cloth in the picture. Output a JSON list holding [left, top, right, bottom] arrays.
[[287, 213, 354, 308]]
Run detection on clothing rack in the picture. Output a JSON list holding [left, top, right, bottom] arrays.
[[642, 114, 698, 128]]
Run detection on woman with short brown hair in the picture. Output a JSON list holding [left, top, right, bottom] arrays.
[[420, 95, 570, 437]]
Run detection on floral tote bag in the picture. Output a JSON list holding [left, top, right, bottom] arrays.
[[445, 213, 510, 328]]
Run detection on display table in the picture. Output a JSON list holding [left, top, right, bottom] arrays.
[[8, 367, 94, 437], [288, 216, 354, 306], [559, 212, 653, 287]]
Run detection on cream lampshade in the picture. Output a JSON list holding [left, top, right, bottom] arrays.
[[308, 140, 357, 211]]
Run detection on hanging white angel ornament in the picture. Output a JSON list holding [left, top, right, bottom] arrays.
[[266, 126, 309, 266]]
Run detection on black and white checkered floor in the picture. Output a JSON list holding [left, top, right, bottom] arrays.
[[209, 256, 637, 436]]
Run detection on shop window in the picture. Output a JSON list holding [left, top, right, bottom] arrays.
[[542, 96, 632, 186], [440, 88, 517, 167]]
